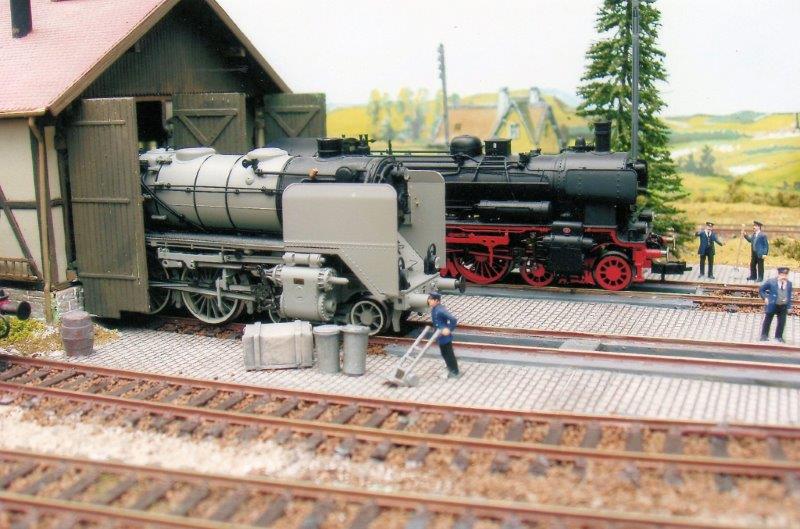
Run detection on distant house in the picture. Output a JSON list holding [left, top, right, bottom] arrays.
[[431, 87, 571, 153], [0, 0, 325, 320]]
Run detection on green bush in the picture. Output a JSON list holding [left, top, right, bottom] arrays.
[[0, 317, 45, 346], [719, 178, 800, 206], [773, 237, 800, 261]]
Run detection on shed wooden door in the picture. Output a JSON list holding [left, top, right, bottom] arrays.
[[66, 98, 149, 317], [264, 93, 326, 140], [172, 92, 247, 154]]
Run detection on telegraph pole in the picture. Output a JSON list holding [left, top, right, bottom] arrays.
[[437, 43, 451, 144], [631, 0, 640, 159]]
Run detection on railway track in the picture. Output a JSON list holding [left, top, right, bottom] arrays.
[[438, 323, 800, 354], [0, 448, 780, 529], [1, 355, 799, 487], [377, 330, 800, 377], [465, 281, 799, 312]]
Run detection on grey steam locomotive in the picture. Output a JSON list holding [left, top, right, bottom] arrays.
[[139, 146, 462, 334]]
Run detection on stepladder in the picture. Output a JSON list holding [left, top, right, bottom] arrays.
[[384, 325, 441, 387]]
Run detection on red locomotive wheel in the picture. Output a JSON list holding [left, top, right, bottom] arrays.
[[519, 259, 554, 287], [453, 247, 512, 285], [593, 253, 633, 291]]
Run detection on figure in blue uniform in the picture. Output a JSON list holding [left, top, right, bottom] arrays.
[[744, 221, 769, 282], [427, 291, 460, 379], [695, 221, 724, 279], [759, 267, 792, 343]]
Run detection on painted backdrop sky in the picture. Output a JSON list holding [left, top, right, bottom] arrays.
[[218, 0, 799, 116]]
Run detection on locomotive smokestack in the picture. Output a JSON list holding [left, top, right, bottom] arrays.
[[594, 121, 611, 153], [10, 0, 33, 38]]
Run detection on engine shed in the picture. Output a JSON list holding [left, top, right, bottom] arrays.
[[0, 0, 326, 320]]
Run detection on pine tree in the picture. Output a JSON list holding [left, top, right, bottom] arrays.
[[577, 0, 691, 242]]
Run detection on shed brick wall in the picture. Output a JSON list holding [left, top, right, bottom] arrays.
[[3, 285, 84, 321]]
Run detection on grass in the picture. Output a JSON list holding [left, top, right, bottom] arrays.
[[669, 111, 800, 192], [679, 201, 800, 226], [0, 317, 119, 355]]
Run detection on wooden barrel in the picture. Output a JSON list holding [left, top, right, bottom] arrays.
[[60, 310, 93, 356]]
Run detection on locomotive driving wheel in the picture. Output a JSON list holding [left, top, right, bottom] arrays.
[[593, 253, 633, 291], [146, 258, 177, 315], [519, 258, 555, 287], [181, 268, 245, 324], [452, 246, 512, 285], [348, 297, 388, 335]]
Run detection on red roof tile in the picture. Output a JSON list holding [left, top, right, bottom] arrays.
[[0, 0, 174, 116]]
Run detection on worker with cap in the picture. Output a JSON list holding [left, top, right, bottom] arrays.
[[427, 291, 460, 379], [743, 221, 769, 282], [758, 267, 792, 343], [695, 221, 724, 279]]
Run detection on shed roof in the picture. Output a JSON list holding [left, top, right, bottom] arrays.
[[0, 0, 290, 118]]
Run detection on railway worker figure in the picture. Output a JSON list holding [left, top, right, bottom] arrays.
[[427, 291, 461, 379], [758, 267, 792, 343], [743, 221, 769, 282], [695, 222, 723, 279]]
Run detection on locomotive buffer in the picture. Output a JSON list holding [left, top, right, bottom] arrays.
[[385, 326, 442, 387]]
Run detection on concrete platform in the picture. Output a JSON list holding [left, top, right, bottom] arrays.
[[646, 263, 799, 285], [35, 327, 800, 426], [412, 294, 798, 345]]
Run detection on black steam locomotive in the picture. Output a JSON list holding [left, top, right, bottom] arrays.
[[273, 122, 685, 291]]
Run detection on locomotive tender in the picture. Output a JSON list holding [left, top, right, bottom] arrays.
[[139, 145, 462, 333], [274, 123, 686, 291]]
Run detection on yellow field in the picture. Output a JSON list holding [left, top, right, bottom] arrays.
[[677, 200, 800, 267]]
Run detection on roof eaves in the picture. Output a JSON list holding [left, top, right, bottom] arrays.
[[0, 108, 47, 119], [204, 0, 292, 94]]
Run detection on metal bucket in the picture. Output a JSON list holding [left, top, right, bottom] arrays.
[[60, 310, 93, 356], [313, 325, 341, 374], [341, 324, 369, 376]]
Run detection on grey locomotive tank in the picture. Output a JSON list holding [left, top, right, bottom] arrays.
[[140, 146, 407, 233]]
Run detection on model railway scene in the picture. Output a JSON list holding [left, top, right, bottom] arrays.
[[1, 1, 798, 528]]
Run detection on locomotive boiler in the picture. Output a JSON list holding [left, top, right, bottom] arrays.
[[139, 144, 462, 333], [274, 124, 686, 291]]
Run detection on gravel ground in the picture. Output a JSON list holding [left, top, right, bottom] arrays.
[[0, 405, 797, 527]]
